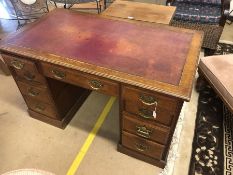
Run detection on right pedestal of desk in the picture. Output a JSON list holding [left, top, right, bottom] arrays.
[[118, 85, 183, 168]]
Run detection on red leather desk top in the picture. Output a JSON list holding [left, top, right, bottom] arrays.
[[5, 9, 193, 85]]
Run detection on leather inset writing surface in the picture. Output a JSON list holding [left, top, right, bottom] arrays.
[[6, 10, 193, 85]]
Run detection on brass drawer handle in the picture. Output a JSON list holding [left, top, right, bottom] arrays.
[[135, 143, 149, 152], [35, 105, 45, 112], [139, 94, 157, 106], [28, 88, 40, 97], [136, 125, 152, 139], [11, 60, 24, 70], [51, 69, 66, 80], [139, 108, 154, 119], [89, 80, 103, 90], [23, 72, 35, 81]]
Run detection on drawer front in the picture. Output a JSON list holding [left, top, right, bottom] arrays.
[[122, 86, 179, 126], [14, 70, 46, 85], [3, 54, 38, 73], [122, 86, 178, 111], [122, 131, 164, 160], [24, 97, 59, 119], [40, 62, 119, 96], [125, 101, 174, 126], [17, 81, 53, 104], [2, 54, 46, 85], [122, 114, 170, 144]]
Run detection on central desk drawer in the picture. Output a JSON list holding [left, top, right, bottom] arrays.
[[40, 62, 119, 96]]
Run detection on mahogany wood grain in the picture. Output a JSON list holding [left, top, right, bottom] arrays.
[[48, 80, 91, 117], [24, 96, 60, 119], [27, 84, 91, 128], [40, 62, 119, 97], [122, 85, 179, 126], [122, 113, 170, 144], [118, 144, 166, 168], [122, 131, 165, 160], [123, 106, 175, 126], [17, 81, 53, 104], [27, 88, 90, 129], [3, 53, 38, 72], [122, 86, 178, 110], [102, 0, 176, 25], [2, 54, 47, 85]]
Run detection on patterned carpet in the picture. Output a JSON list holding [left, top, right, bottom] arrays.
[[224, 106, 233, 175], [189, 42, 233, 175]]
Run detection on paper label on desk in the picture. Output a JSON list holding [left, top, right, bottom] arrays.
[[127, 16, 134, 20], [153, 111, 157, 119], [20, 0, 36, 5]]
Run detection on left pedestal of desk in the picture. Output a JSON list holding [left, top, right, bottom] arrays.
[[1, 53, 90, 129]]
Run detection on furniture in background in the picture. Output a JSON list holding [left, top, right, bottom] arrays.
[[9, 0, 49, 28], [226, 0, 233, 24], [50, 0, 101, 13], [197, 54, 233, 127], [102, 0, 176, 25], [167, 0, 232, 53], [0, 9, 202, 168], [227, 10, 233, 24], [0, 39, 10, 75]]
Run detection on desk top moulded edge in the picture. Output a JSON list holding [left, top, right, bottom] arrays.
[[0, 9, 203, 101]]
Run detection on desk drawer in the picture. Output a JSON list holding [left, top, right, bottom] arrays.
[[122, 131, 164, 160], [2, 54, 46, 85], [122, 86, 178, 111], [3, 54, 38, 73], [124, 102, 174, 126], [122, 86, 178, 126], [40, 62, 119, 96], [122, 113, 170, 144], [17, 81, 53, 104], [24, 97, 59, 119]]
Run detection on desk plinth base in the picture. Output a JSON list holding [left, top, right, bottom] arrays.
[[28, 90, 91, 129], [117, 144, 166, 168]]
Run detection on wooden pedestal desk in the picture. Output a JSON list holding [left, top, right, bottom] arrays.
[[0, 9, 202, 168]]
